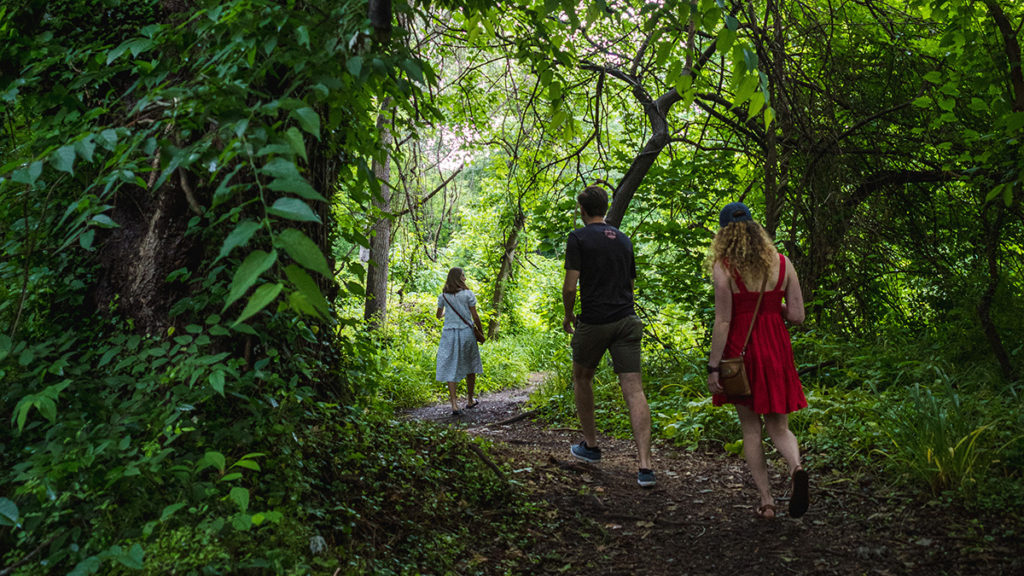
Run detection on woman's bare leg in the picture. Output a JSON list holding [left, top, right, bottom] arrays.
[[736, 404, 773, 512]]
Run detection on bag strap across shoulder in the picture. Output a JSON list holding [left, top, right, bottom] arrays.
[[740, 275, 768, 356], [442, 293, 476, 331]]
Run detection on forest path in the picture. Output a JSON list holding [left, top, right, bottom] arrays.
[[404, 375, 1021, 575]]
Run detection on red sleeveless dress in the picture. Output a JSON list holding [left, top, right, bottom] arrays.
[[713, 254, 807, 414]]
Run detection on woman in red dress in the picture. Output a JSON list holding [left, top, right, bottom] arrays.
[[706, 202, 810, 519]]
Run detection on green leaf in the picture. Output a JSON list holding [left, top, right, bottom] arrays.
[[209, 370, 226, 396], [702, 7, 722, 30], [99, 346, 121, 367], [285, 265, 330, 316], [213, 164, 244, 208], [400, 58, 425, 83], [75, 137, 97, 162], [106, 42, 130, 64], [233, 283, 284, 326], [232, 513, 252, 531], [217, 220, 262, 263], [912, 95, 932, 108], [288, 291, 319, 317], [126, 38, 154, 57], [284, 127, 308, 161], [1005, 111, 1024, 132], [261, 159, 324, 200], [199, 451, 226, 473], [261, 157, 300, 179], [267, 176, 324, 201], [52, 145, 76, 174], [291, 107, 320, 139], [160, 502, 186, 522], [742, 47, 758, 72], [0, 498, 19, 527], [98, 129, 119, 149], [985, 184, 1004, 202], [276, 229, 331, 277], [717, 27, 736, 54], [549, 81, 563, 102], [231, 460, 261, 472], [347, 56, 363, 77], [673, 73, 693, 97], [91, 214, 118, 228], [79, 229, 96, 251], [224, 249, 278, 309], [748, 91, 765, 117], [35, 396, 57, 423], [68, 557, 102, 576], [734, 75, 758, 106], [12, 161, 43, 185], [267, 198, 321, 223], [923, 70, 943, 84], [968, 98, 988, 112], [550, 109, 568, 131], [0, 335, 11, 362], [15, 399, 32, 432], [229, 487, 250, 513], [116, 543, 145, 570]]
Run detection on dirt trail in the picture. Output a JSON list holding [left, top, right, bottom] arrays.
[[405, 379, 1022, 575]]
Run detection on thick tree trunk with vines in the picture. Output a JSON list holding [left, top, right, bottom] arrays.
[[89, 0, 205, 336], [94, 178, 203, 335]]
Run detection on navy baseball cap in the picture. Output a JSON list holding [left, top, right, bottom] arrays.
[[719, 202, 753, 227]]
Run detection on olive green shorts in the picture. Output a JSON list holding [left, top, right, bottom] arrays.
[[571, 315, 643, 373]]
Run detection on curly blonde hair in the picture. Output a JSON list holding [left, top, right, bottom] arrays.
[[707, 221, 777, 283]]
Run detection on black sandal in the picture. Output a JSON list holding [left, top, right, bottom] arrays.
[[789, 468, 809, 518], [466, 400, 479, 409]]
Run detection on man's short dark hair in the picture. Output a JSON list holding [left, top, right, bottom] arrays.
[[577, 185, 608, 217]]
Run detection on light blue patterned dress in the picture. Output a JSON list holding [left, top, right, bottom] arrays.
[[436, 289, 483, 382]]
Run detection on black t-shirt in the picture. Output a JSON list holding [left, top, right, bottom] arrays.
[[565, 222, 636, 324]]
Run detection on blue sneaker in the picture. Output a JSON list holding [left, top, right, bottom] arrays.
[[570, 441, 602, 463], [637, 468, 656, 488]]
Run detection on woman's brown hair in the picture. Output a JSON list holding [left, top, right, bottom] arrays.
[[707, 220, 778, 285], [443, 267, 469, 294]]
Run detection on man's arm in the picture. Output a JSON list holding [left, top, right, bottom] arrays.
[[562, 269, 580, 334]]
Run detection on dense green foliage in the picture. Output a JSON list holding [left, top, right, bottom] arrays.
[[2, 0, 1023, 573]]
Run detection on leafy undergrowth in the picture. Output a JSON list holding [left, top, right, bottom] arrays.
[[299, 408, 542, 575]]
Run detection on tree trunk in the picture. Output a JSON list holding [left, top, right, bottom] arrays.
[[605, 90, 679, 228], [977, 209, 1015, 380], [94, 176, 203, 335], [762, 0, 791, 237], [364, 110, 393, 329], [488, 208, 526, 338]]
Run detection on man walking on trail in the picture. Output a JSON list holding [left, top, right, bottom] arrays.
[[562, 185, 655, 488]]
